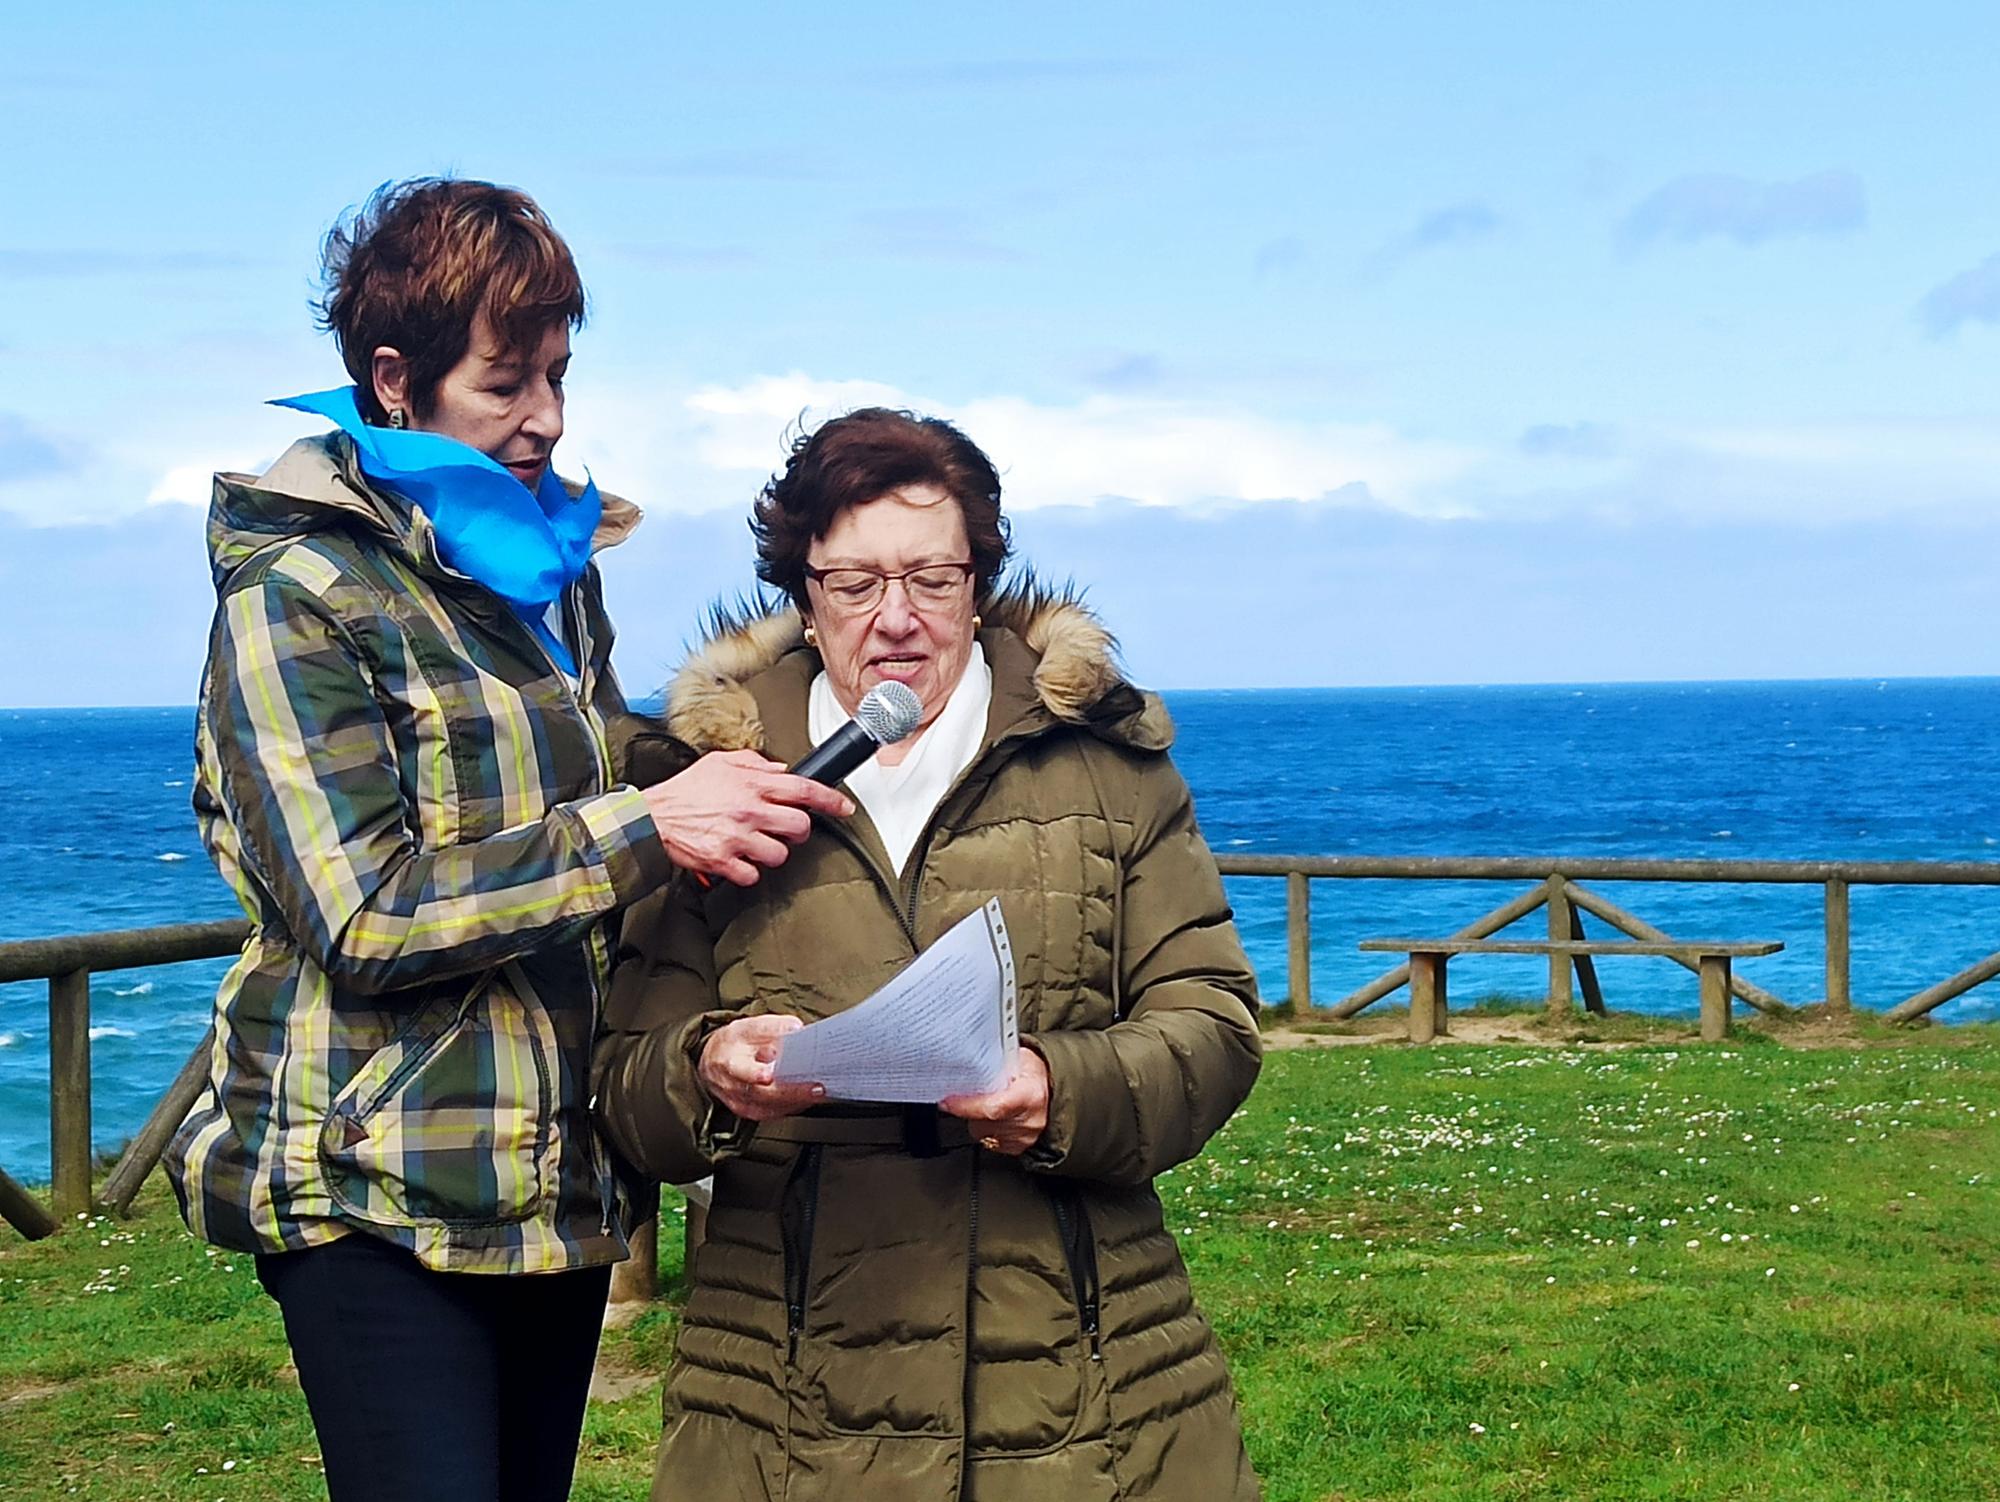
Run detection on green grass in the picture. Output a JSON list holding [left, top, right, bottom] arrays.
[[8, 1037, 2000, 1499]]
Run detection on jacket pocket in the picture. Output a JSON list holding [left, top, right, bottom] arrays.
[[780, 1144, 824, 1364], [319, 970, 555, 1227]]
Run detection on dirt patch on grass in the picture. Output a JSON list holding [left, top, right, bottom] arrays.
[[1264, 1013, 1659, 1050], [593, 1300, 667, 1404], [0, 1382, 63, 1414], [1262, 1004, 1962, 1052]]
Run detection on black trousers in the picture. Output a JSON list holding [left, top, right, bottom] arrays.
[[256, 1233, 613, 1502]]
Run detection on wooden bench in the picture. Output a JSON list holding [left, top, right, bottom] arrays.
[[1356, 939, 1784, 1043]]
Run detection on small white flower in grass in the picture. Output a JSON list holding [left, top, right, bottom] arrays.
[[1765, 1267, 1776, 1277], [1789, 1205, 1801, 1214], [1266, 1220, 1278, 1229], [1468, 1422, 1486, 1435], [1545, 1276, 1556, 1284], [222, 1461, 237, 1473], [1686, 1239, 1700, 1249], [1788, 1382, 1800, 1392]]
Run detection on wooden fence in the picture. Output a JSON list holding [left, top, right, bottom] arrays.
[[4, 853, 1999, 1242], [1217, 855, 2000, 1021]]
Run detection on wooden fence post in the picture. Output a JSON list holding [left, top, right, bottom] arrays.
[[1408, 953, 1446, 1043], [101, 1033, 212, 1216], [1286, 871, 1312, 1011], [610, 1206, 659, 1305], [1565, 899, 1607, 1015], [1699, 956, 1733, 1042], [48, 969, 92, 1222], [1545, 877, 1573, 1020], [0, 1162, 59, 1240], [1824, 878, 1851, 1014], [1885, 949, 2000, 1023]]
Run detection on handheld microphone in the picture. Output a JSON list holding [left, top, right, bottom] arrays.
[[791, 681, 925, 784]]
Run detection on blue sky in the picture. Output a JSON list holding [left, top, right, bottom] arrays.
[[4, 2, 1999, 705]]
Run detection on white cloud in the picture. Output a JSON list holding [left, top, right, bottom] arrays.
[[1918, 251, 2000, 337], [146, 463, 218, 507], [1619, 170, 1866, 249], [567, 371, 1486, 520], [16, 368, 2000, 539]]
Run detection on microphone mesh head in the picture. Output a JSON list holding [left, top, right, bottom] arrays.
[[856, 681, 925, 745]]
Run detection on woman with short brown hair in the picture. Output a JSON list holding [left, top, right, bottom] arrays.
[[166, 177, 849, 1502]]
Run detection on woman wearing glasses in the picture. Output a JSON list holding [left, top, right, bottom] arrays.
[[595, 407, 1265, 1499]]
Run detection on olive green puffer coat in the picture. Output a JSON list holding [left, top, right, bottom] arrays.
[[593, 592, 1264, 1501]]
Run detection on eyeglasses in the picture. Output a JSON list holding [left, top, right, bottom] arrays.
[[803, 561, 976, 616]]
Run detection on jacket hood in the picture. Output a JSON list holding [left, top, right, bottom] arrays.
[[663, 579, 1174, 757], [205, 433, 642, 591]]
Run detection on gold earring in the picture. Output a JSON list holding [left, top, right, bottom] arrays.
[[388, 408, 408, 430], [971, 614, 982, 631], [802, 622, 818, 648]]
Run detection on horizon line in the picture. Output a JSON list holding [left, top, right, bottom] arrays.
[[10, 671, 2000, 714]]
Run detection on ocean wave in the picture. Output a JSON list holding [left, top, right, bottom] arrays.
[[155, 853, 189, 862], [111, 981, 155, 998], [87, 1026, 137, 1041], [0, 1033, 18, 1049]]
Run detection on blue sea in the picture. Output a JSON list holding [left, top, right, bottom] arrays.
[[4, 680, 2000, 1183]]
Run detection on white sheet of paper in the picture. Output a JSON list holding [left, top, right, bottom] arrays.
[[772, 899, 1018, 1103]]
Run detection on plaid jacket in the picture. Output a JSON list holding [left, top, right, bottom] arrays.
[[166, 434, 672, 1272]]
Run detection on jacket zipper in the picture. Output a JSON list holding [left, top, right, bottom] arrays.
[[1049, 1188, 1103, 1361], [783, 1144, 825, 1364], [958, 1146, 983, 1498], [512, 579, 623, 1236]]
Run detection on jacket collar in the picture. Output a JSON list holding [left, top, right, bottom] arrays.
[[664, 582, 1175, 760], [206, 432, 641, 592]]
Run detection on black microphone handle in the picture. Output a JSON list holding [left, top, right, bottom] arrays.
[[789, 720, 881, 785]]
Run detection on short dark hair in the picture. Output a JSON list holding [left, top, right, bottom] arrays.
[[753, 408, 1011, 610], [315, 177, 586, 426]]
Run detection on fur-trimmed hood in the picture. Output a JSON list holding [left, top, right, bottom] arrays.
[[661, 581, 1173, 759]]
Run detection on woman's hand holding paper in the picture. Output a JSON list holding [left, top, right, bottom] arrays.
[[698, 1015, 824, 1121], [939, 1047, 1049, 1156]]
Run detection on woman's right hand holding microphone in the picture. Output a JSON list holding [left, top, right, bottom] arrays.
[[644, 748, 851, 887]]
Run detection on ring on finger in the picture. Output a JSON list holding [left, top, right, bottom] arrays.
[[979, 1136, 1001, 1152]]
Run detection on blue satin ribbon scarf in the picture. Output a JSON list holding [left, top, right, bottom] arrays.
[[272, 386, 601, 674]]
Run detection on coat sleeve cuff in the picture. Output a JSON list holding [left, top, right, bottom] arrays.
[[573, 785, 673, 904], [1018, 1030, 1121, 1176], [682, 1010, 757, 1161]]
